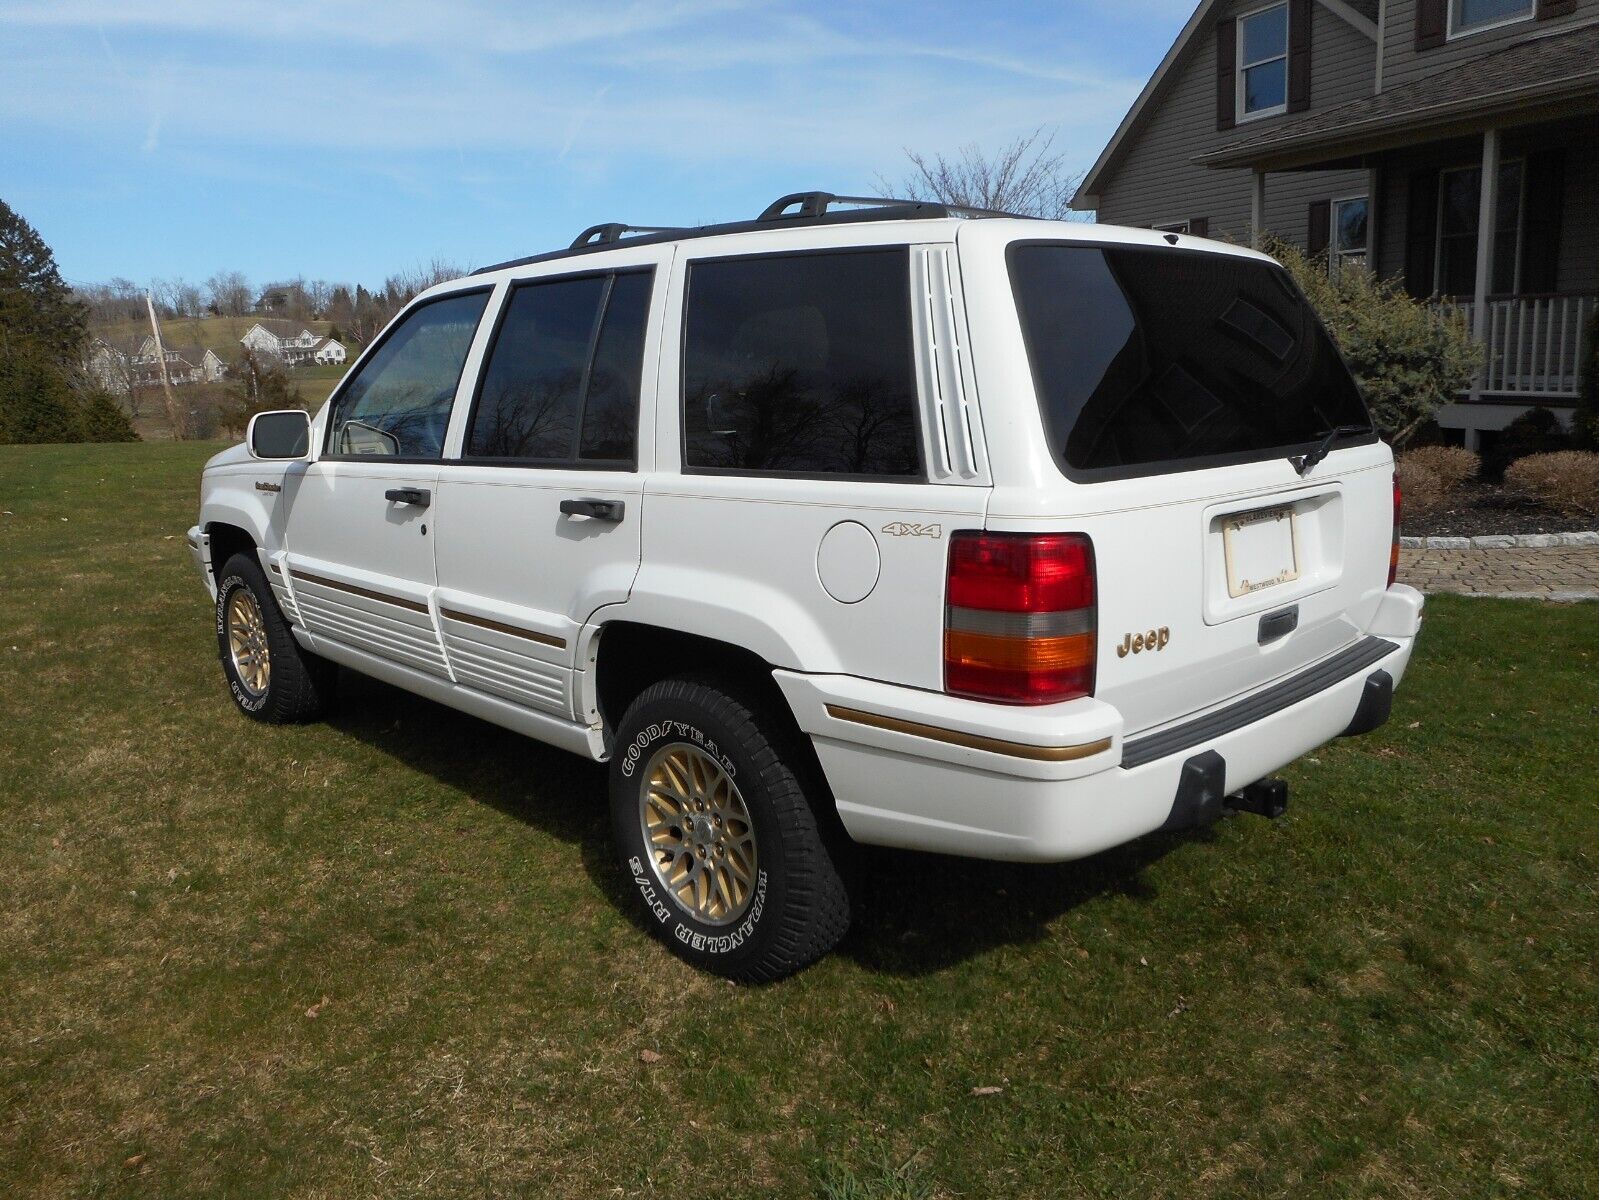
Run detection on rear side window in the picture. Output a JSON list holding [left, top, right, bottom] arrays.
[[1009, 244, 1371, 480], [327, 291, 489, 459], [466, 270, 652, 466], [682, 249, 920, 478]]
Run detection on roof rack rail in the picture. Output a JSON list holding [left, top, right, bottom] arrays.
[[471, 190, 1036, 276], [757, 191, 1027, 222], [569, 222, 686, 249]]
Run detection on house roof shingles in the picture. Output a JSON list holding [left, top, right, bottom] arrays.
[[248, 318, 312, 338], [1197, 20, 1599, 170]]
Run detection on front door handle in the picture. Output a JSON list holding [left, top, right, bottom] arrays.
[[559, 497, 625, 522], [384, 487, 431, 508]]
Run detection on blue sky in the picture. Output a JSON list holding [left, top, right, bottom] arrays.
[[1, 0, 1193, 289]]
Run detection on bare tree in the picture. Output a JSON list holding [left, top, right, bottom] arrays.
[[306, 278, 334, 317], [879, 127, 1083, 220], [206, 270, 252, 316]]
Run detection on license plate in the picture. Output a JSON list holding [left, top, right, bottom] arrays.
[[1222, 505, 1300, 598]]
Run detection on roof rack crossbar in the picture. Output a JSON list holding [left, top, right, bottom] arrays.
[[569, 222, 687, 250], [757, 191, 1029, 222]]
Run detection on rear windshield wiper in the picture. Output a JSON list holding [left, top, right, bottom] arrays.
[[1292, 424, 1370, 477]]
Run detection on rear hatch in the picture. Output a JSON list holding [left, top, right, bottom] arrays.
[[1002, 239, 1394, 735]]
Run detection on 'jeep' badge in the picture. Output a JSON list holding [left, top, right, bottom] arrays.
[[1117, 627, 1170, 657]]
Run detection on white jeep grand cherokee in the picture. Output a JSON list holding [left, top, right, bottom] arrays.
[[189, 192, 1424, 981]]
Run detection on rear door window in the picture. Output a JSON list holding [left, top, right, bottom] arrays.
[[1008, 243, 1371, 480], [681, 249, 920, 479], [465, 270, 652, 466]]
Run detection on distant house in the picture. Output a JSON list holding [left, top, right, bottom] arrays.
[[241, 319, 347, 367], [129, 337, 226, 387], [86, 337, 137, 395], [1074, 0, 1599, 447]]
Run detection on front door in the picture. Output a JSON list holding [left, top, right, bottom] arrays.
[[281, 289, 493, 678], [433, 262, 662, 719]]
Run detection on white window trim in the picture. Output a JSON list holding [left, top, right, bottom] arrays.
[[1237, 1, 1290, 123], [1446, 0, 1535, 40], [1329, 194, 1369, 276], [1153, 220, 1191, 234], [1434, 159, 1526, 297]]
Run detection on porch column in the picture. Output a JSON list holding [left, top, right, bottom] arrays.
[[1250, 170, 1266, 249], [1468, 127, 1501, 417], [1365, 162, 1380, 276]]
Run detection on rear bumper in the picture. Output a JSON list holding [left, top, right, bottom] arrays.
[[775, 586, 1423, 863]]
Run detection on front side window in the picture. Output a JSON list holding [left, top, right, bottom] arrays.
[[1009, 243, 1370, 480], [1437, 162, 1522, 296], [1332, 196, 1369, 276], [1450, 0, 1534, 36], [1238, 3, 1289, 118], [326, 291, 489, 458], [682, 249, 920, 478], [465, 271, 651, 465]]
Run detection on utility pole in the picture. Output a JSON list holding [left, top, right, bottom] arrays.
[[146, 291, 183, 438]]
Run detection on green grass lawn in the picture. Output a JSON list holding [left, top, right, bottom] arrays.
[[2, 442, 1595, 1198]]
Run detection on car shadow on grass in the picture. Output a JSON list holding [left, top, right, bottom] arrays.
[[835, 832, 1197, 977], [327, 669, 1206, 978]]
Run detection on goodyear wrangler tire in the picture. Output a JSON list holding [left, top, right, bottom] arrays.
[[215, 552, 336, 724], [610, 678, 850, 982]]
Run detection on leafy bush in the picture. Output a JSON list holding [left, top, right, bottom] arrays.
[[2, 198, 139, 443], [0, 344, 137, 444], [1268, 241, 1482, 448], [1503, 451, 1599, 518], [1484, 406, 1569, 480], [222, 349, 303, 437], [1397, 444, 1479, 517], [75, 388, 138, 442]]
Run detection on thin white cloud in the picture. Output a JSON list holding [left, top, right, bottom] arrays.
[[1, 0, 755, 54]]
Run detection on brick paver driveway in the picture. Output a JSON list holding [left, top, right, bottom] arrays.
[[1398, 546, 1599, 600]]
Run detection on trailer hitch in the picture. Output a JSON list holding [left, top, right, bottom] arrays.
[[1226, 778, 1288, 819]]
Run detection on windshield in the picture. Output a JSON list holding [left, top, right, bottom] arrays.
[[1008, 243, 1372, 480]]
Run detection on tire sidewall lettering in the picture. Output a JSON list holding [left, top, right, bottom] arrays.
[[217, 574, 270, 713], [621, 713, 765, 959], [619, 719, 735, 782]]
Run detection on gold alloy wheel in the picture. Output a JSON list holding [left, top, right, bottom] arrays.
[[639, 743, 758, 926], [226, 588, 271, 697]]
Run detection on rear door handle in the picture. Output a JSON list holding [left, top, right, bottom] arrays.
[[559, 497, 625, 523], [384, 487, 431, 508]]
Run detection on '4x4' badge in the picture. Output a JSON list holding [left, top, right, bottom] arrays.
[[881, 521, 942, 539]]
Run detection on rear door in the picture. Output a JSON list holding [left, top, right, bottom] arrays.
[[281, 289, 492, 679], [431, 254, 665, 719], [639, 235, 991, 692], [994, 236, 1393, 735]]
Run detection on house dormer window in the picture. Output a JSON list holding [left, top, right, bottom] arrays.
[[1238, 3, 1289, 120], [1449, 0, 1534, 37]]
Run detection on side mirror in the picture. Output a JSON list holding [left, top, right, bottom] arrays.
[[247, 409, 311, 460]]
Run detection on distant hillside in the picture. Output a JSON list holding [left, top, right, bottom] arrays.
[[91, 315, 337, 359]]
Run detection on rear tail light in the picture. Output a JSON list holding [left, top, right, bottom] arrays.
[[945, 532, 1096, 704], [1388, 475, 1402, 588]]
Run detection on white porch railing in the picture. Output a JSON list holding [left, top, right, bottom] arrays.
[[1447, 295, 1595, 398]]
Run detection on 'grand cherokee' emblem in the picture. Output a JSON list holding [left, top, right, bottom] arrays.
[[255, 481, 282, 493]]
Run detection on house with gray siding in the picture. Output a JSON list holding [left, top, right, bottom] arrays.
[[1075, 0, 1598, 448]]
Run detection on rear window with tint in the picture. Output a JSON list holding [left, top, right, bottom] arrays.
[[681, 249, 920, 478], [1009, 244, 1371, 479]]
